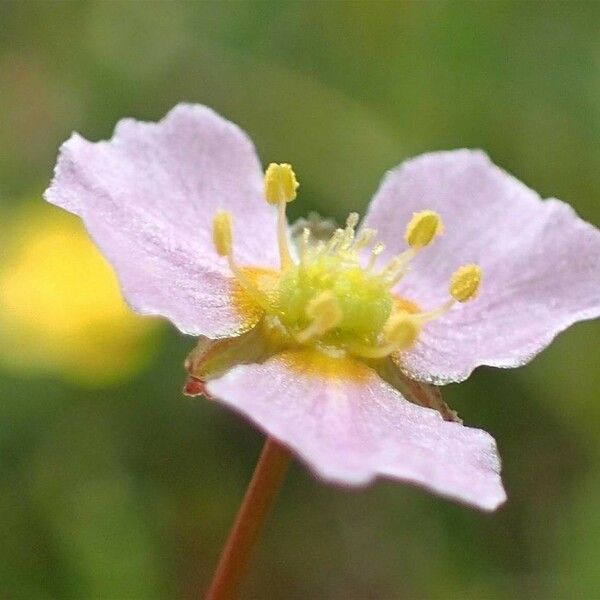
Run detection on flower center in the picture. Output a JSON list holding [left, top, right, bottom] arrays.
[[212, 163, 482, 360], [276, 231, 393, 345]]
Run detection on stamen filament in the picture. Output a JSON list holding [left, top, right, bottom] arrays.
[[351, 228, 376, 253], [227, 255, 271, 311], [323, 229, 345, 255], [379, 248, 417, 284], [299, 227, 310, 262], [412, 299, 455, 323], [313, 240, 326, 255], [277, 200, 293, 270], [347, 341, 400, 359]]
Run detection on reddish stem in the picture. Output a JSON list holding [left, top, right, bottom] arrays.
[[205, 437, 291, 600]]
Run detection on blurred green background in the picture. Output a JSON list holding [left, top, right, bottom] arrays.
[[1, 1, 599, 598]]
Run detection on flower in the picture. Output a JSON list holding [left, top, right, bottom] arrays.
[[45, 104, 600, 511], [0, 201, 160, 385]]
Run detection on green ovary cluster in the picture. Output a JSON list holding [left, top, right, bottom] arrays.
[[274, 255, 393, 345]]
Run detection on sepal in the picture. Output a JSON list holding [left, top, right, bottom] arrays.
[[183, 323, 273, 397], [375, 357, 462, 423]]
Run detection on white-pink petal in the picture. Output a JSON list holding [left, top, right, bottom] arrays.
[[364, 150, 600, 383], [207, 350, 506, 511], [45, 104, 278, 337]]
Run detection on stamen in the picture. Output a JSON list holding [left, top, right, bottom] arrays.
[[299, 227, 310, 262], [339, 212, 359, 251], [379, 248, 417, 285], [394, 264, 483, 327], [264, 163, 299, 271], [296, 291, 343, 343], [367, 242, 385, 270], [450, 264, 482, 302], [350, 263, 482, 359], [405, 210, 443, 249], [313, 240, 326, 255], [323, 228, 345, 255], [376, 212, 444, 286], [212, 211, 270, 309], [351, 228, 376, 253], [384, 313, 421, 349]]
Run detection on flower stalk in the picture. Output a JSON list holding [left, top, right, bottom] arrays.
[[205, 437, 291, 600]]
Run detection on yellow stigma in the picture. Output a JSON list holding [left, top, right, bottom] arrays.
[[296, 291, 343, 343], [384, 314, 421, 350], [405, 210, 443, 248], [450, 264, 482, 302], [212, 210, 233, 257], [264, 163, 299, 205]]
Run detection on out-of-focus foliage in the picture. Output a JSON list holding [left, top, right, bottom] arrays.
[[0, 1, 598, 598]]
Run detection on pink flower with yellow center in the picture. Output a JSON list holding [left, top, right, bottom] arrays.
[[45, 104, 600, 512]]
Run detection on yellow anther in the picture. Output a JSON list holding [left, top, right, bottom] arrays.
[[296, 291, 343, 342], [264, 163, 299, 205], [450, 264, 482, 302], [405, 210, 444, 249], [384, 313, 421, 350], [213, 210, 233, 257]]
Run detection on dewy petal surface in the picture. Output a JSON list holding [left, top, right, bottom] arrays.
[[207, 349, 506, 511], [45, 104, 279, 337], [363, 150, 600, 383]]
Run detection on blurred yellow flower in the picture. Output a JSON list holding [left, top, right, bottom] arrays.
[[0, 200, 161, 385]]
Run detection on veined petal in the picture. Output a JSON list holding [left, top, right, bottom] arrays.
[[364, 150, 600, 383], [206, 349, 506, 511], [45, 104, 279, 337]]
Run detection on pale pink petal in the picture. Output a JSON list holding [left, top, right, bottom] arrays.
[[207, 350, 506, 511], [363, 150, 600, 383], [45, 104, 278, 337]]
